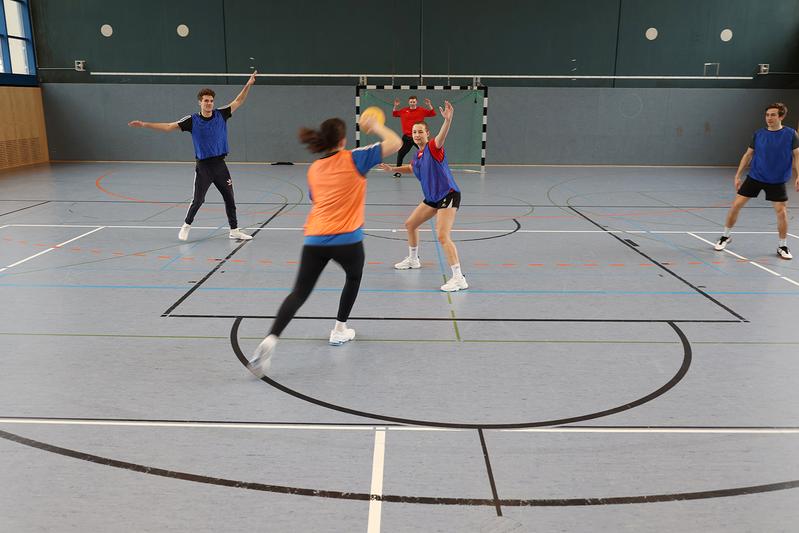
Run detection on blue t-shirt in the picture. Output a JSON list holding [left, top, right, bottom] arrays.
[[411, 138, 460, 203], [178, 106, 231, 160], [748, 126, 799, 184], [303, 143, 383, 246]]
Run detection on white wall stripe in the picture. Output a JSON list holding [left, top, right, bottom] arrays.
[[90, 71, 752, 81]]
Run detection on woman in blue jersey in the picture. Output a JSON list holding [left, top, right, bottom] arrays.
[[380, 101, 467, 291]]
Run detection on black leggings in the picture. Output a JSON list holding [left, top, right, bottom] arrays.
[[270, 241, 365, 337], [396, 135, 416, 166], [185, 158, 238, 228]]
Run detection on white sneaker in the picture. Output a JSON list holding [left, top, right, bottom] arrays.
[[778, 246, 793, 260], [714, 235, 730, 251], [229, 228, 252, 240], [394, 256, 421, 269], [329, 327, 355, 346], [440, 275, 468, 292], [178, 223, 191, 241], [249, 335, 276, 377]]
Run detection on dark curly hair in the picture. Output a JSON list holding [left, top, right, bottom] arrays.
[[197, 88, 215, 101]]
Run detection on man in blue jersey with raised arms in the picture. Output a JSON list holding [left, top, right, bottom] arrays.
[[714, 102, 799, 259], [128, 71, 257, 241]]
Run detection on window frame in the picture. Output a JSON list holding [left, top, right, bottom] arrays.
[[0, 0, 37, 86]]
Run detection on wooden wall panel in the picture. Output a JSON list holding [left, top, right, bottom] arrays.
[[0, 87, 49, 170]]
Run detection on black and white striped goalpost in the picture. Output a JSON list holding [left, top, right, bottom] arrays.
[[355, 84, 488, 173]]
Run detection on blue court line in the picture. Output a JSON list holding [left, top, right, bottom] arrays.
[[0, 282, 796, 295]]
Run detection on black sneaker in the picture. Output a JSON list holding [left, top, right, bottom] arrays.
[[393, 172, 402, 178], [777, 246, 793, 260], [714, 236, 730, 251]]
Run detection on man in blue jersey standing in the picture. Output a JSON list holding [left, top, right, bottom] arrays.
[[714, 102, 799, 259], [128, 71, 257, 241]]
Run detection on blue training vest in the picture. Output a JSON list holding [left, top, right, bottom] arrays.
[[411, 142, 460, 203], [750, 127, 797, 184], [190, 110, 229, 160]]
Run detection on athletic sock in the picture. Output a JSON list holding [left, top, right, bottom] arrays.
[[334, 320, 347, 332], [451, 263, 462, 278], [722, 227, 732, 238], [779, 238, 787, 247], [409, 246, 419, 260]]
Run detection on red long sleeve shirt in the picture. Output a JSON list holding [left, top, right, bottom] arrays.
[[392, 106, 437, 136]]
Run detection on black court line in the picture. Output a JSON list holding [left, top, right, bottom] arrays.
[[231, 319, 693, 429], [0, 201, 50, 218], [171, 313, 742, 323], [161, 204, 288, 317], [1, 428, 797, 506], [478, 429, 503, 516], [569, 206, 747, 322]]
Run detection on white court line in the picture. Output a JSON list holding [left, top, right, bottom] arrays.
[[0, 418, 797, 434], [687, 232, 799, 287], [7, 224, 221, 229], [6, 224, 626, 233], [0, 418, 380, 430], [0, 227, 105, 273], [781, 277, 799, 287], [4, 224, 793, 235], [367, 428, 386, 533], [502, 428, 799, 434]]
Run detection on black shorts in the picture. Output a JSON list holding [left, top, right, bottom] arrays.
[[423, 190, 461, 209], [738, 176, 788, 202]]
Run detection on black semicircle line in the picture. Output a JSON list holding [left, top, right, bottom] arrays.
[[231, 318, 692, 430], [0, 428, 796, 506]]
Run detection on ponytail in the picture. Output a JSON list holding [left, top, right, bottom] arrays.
[[299, 118, 346, 153]]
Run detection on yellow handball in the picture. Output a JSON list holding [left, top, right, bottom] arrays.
[[359, 106, 385, 133]]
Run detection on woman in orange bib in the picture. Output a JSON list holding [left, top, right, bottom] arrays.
[[249, 115, 401, 376]]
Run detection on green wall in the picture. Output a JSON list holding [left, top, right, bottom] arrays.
[[30, 0, 799, 87]]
